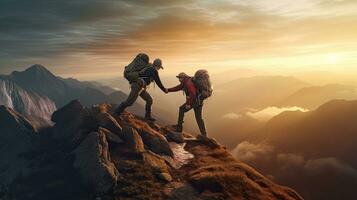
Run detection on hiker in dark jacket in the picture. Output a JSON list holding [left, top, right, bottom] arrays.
[[115, 58, 168, 121], [168, 72, 207, 136]]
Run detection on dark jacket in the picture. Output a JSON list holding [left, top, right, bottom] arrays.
[[168, 77, 197, 106], [139, 66, 166, 92]]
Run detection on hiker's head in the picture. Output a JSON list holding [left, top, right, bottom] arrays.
[[176, 72, 189, 82], [153, 59, 163, 70]]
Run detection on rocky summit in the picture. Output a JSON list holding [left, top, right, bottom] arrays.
[[0, 101, 303, 200]]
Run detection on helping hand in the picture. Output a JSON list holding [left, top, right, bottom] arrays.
[[164, 88, 169, 94]]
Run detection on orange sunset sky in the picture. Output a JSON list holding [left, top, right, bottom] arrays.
[[0, 0, 356, 80]]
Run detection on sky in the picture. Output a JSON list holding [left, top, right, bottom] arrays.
[[0, 0, 356, 80]]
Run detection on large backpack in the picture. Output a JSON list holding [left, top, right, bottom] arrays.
[[124, 53, 151, 82], [192, 69, 213, 99]]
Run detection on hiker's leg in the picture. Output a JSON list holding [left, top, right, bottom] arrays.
[[178, 103, 191, 126], [140, 90, 154, 118], [115, 82, 141, 114], [194, 105, 207, 136]]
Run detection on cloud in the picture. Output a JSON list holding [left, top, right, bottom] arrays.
[[233, 142, 357, 177], [277, 153, 305, 168], [1, 0, 357, 77], [304, 157, 357, 177], [231, 141, 274, 162], [246, 106, 309, 121], [221, 112, 242, 120]]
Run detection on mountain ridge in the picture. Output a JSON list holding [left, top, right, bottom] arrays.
[[0, 64, 145, 126], [0, 101, 303, 200], [234, 99, 357, 200]]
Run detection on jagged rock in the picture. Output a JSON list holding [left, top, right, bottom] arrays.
[[122, 126, 145, 153], [0, 106, 36, 185], [139, 129, 174, 157], [119, 113, 174, 157], [167, 132, 185, 144], [73, 131, 119, 195], [143, 151, 170, 174], [196, 135, 221, 149], [97, 112, 123, 136], [98, 127, 123, 144], [162, 126, 185, 143], [51, 100, 88, 141]]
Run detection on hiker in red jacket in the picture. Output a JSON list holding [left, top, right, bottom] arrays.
[[167, 72, 207, 136]]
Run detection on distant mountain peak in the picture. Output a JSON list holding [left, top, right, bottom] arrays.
[[9, 64, 58, 85], [24, 64, 54, 76]]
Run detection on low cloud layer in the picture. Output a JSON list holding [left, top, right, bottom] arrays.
[[232, 141, 357, 176], [246, 106, 309, 121], [232, 141, 357, 199], [221, 112, 242, 120], [304, 157, 357, 177], [231, 141, 274, 161]]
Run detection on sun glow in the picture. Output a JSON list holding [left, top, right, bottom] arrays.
[[326, 53, 343, 65]]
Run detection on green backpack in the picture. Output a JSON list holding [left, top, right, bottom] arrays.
[[192, 69, 213, 99], [124, 53, 151, 82]]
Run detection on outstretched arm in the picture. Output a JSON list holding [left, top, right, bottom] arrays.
[[152, 69, 166, 93], [168, 84, 183, 92]]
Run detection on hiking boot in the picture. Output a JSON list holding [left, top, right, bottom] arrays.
[[172, 124, 183, 132], [196, 134, 207, 141], [145, 115, 156, 122], [114, 103, 126, 115]]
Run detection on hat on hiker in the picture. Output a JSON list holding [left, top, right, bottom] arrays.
[[176, 72, 189, 79], [153, 58, 163, 69]]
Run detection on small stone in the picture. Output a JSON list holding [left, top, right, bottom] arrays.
[[157, 172, 172, 182]]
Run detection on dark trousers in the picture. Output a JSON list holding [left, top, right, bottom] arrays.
[[116, 80, 153, 116], [178, 102, 207, 136]]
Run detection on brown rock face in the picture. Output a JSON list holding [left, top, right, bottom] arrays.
[[162, 126, 185, 143], [99, 127, 123, 145], [73, 130, 119, 195], [122, 126, 145, 153], [96, 112, 123, 136], [119, 112, 174, 157], [181, 140, 303, 200], [139, 129, 174, 157], [1, 100, 303, 200]]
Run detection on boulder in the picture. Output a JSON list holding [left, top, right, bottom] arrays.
[[142, 151, 172, 182], [196, 135, 221, 149], [98, 127, 123, 144], [73, 131, 119, 195], [96, 112, 122, 136], [122, 126, 145, 153], [142, 151, 170, 174], [167, 131, 185, 143], [161, 126, 185, 143], [51, 100, 88, 141], [139, 129, 174, 157]]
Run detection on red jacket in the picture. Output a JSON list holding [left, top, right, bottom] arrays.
[[168, 77, 197, 106]]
